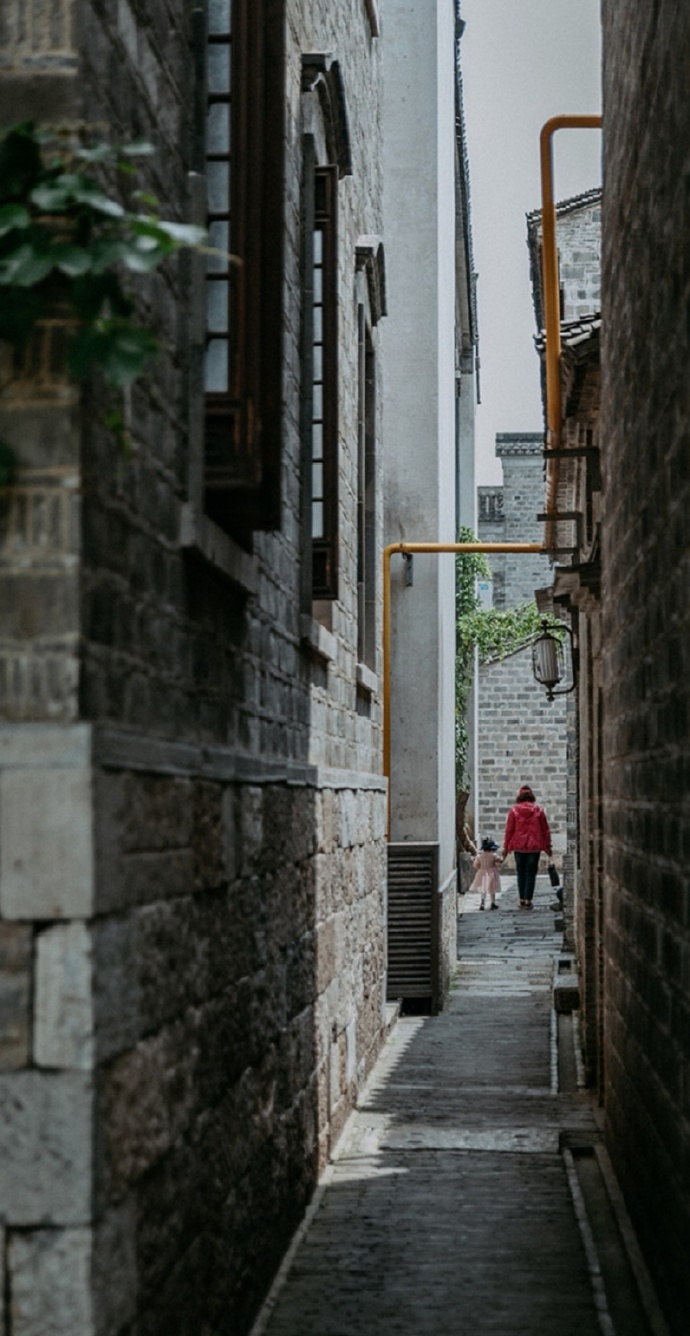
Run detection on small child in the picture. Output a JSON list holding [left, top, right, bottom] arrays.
[[470, 837, 503, 910]]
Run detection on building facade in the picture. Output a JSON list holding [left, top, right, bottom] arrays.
[[599, 5, 690, 1327], [0, 3, 390, 1333], [532, 13, 690, 1326], [476, 435, 567, 859], [382, 0, 476, 1006]]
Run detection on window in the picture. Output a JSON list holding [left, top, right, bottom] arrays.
[[203, 0, 285, 541], [357, 306, 376, 667], [311, 166, 339, 599]]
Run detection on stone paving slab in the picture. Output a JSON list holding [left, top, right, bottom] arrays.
[[250, 882, 610, 1336]]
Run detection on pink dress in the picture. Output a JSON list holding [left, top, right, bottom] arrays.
[[469, 850, 502, 900]]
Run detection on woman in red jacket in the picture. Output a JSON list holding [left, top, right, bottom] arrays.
[[502, 785, 552, 909]]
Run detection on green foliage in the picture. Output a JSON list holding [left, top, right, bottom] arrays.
[[455, 527, 561, 794], [0, 122, 207, 446]]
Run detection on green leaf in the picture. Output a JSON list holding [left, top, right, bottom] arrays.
[[0, 242, 54, 286], [129, 217, 176, 247], [70, 185, 125, 218], [120, 236, 168, 272], [52, 244, 93, 277], [75, 144, 118, 164], [67, 321, 158, 386], [119, 140, 155, 158], [132, 190, 160, 210], [29, 179, 74, 212], [0, 203, 30, 237], [87, 238, 128, 274], [154, 220, 207, 247]]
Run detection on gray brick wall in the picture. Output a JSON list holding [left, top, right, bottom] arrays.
[[476, 648, 567, 858], [600, 3, 690, 1328]]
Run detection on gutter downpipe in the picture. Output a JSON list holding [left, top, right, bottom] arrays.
[[540, 115, 602, 550], [382, 540, 544, 838]]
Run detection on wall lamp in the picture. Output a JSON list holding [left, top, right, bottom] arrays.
[[531, 619, 576, 702]]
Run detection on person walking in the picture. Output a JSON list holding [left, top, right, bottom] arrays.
[[470, 837, 502, 910], [502, 785, 552, 909]]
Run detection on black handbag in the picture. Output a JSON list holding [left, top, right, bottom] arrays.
[[548, 862, 560, 887]]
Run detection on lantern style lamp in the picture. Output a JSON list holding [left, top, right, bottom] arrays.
[[531, 618, 576, 701]]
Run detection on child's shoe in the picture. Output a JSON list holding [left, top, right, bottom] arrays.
[[479, 899, 485, 910]]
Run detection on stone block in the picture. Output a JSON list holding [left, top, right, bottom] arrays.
[[0, 923, 31, 1069], [553, 975, 581, 1014], [315, 918, 337, 995], [8, 1227, 94, 1336], [338, 789, 358, 848], [92, 917, 139, 1063], [101, 1023, 196, 1199], [0, 766, 94, 920], [239, 786, 263, 874], [35, 923, 94, 1071], [92, 1200, 137, 1336], [0, 1071, 92, 1224], [119, 772, 194, 854]]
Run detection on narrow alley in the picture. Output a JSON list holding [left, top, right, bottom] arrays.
[[250, 880, 662, 1336]]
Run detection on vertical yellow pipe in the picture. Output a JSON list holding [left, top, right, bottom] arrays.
[[382, 542, 394, 833]]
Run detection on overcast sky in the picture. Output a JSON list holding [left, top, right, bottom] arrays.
[[460, 0, 602, 486]]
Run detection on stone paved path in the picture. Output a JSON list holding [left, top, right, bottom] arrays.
[[250, 877, 651, 1336]]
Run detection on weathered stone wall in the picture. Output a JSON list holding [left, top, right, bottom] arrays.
[[0, 3, 388, 1333], [601, 3, 690, 1329]]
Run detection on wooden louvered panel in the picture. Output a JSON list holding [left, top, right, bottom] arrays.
[[387, 843, 439, 1004]]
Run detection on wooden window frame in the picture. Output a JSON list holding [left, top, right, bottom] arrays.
[[311, 165, 339, 600], [357, 308, 377, 668], [203, 0, 285, 543]]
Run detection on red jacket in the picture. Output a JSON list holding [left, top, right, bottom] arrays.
[[503, 801, 551, 855]]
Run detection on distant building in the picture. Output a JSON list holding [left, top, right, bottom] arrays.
[[476, 434, 567, 857]]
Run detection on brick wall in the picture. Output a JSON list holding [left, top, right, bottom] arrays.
[[477, 648, 567, 858], [0, 3, 388, 1332], [601, 3, 690, 1328]]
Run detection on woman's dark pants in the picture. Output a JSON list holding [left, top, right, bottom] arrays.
[[514, 851, 540, 902]]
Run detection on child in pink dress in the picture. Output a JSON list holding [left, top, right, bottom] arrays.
[[470, 837, 503, 910]]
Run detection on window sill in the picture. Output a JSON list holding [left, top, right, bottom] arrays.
[[180, 503, 258, 595], [300, 614, 337, 663], [356, 662, 378, 696]]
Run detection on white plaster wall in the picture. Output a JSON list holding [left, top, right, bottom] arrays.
[[383, 0, 458, 883]]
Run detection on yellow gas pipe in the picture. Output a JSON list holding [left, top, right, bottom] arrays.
[[382, 540, 544, 837], [540, 115, 602, 548]]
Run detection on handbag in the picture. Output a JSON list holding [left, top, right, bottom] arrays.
[[548, 862, 560, 887]]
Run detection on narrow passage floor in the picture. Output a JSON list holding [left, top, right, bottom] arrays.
[[250, 877, 661, 1336]]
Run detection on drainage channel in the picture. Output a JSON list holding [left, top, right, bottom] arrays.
[[557, 994, 669, 1336]]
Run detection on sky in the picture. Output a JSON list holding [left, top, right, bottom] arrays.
[[460, 0, 602, 485]]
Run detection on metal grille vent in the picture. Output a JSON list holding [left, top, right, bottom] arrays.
[[387, 842, 439, 1006]]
